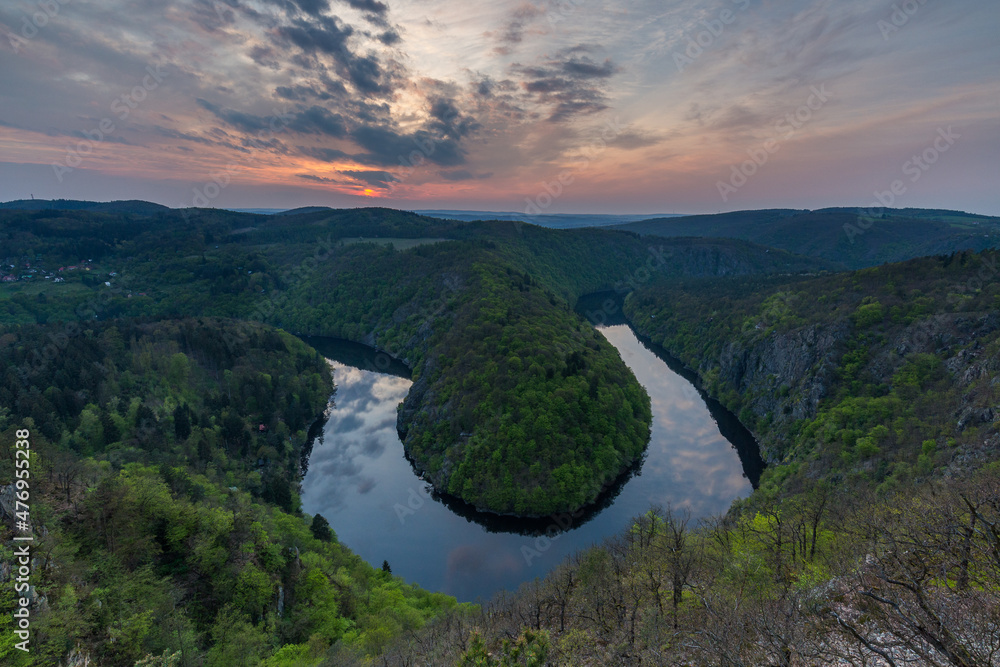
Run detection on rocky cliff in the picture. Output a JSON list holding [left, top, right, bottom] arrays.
[[624, 253, 1000, 481]]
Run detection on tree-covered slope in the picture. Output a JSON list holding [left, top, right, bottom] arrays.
[[0, 199, 172, 214], [1, 318, 329, 510], [0, 318, 465, 666], [376, 464, 1000, 666], [625, 250, 1000, 498], [615, 207, 1000, 269]]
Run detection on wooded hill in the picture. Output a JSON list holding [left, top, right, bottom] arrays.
[[625, 250, 1000, 497], [614, 207, 1000, 269], [0, 318, 466, 666]]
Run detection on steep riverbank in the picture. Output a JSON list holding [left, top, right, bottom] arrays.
[[623, 252, 1000, 492]]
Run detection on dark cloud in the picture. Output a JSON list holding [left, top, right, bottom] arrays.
[[350, 125, 466, 166], [238, 134, 288, 153], [493, 3, 544, 55], [562, 57, 618, 78], [378, 30, 401, 45], [298, 145, 387, 167], [523, 79, 568, 94], [148, 125, 219, 146], [298, 173, 344, 184], [196, 99, 274, 133], [440, 169, 493, 181], [318, 76, 351, 98], [612, 129, 663, 150], [476, 77, 495, 97], [278, 16, 353, 54], [300, 147, 353, 162], [259, 0, 331, 17], [286, 106, 347, 137], [249, 45, 281, 69], [349, 126, 420, 164], [338, 0, 388, 15], [275, 83, 341, 102], [189, 0, 237, 32], [348, 98, 392, 123], [293, 0, 329, 16], [344, 54, 388, 95], [340, 169, 397, 187], [521, 77, 609, 121], [428, 98, 480, 139], [513, 52, 620, 122], [276, 16, 392, 94], [199, 101, 347, 139]]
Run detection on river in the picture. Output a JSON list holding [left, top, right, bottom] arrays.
[[299, 308, 763, 602]]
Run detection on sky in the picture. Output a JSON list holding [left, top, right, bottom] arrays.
[[0, 0, 997, 215]]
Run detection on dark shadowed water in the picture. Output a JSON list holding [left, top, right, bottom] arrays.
[[298, 313, 763, 602]]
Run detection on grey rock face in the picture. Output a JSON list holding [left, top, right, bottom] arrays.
[[0, 484, 18, 524], [640, 310, 998, 465]]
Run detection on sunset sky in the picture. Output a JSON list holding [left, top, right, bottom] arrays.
[[1, 0, 997, 214]]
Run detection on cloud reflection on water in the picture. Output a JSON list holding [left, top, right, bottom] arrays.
[[301, 364, 412, 514], [300, 325, 759, 601]]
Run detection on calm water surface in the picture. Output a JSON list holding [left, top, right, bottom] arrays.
[[300, 323, 762, 602]]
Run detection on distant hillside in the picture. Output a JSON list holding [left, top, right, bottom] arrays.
[[215, 206, 464, 244], [614, 207, 1000, 269], [0, 198, 171, 215], [226, 207, 291, 215], [416, 210, 682, 229], [272, 206, 335, 216]]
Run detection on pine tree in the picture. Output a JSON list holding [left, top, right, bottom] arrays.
[[310, 514, 334, 542]]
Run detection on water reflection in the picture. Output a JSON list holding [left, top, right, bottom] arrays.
[[301, 335, 411, 379], [300, 325, 763, 602], [577, 291, 765, 487]]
